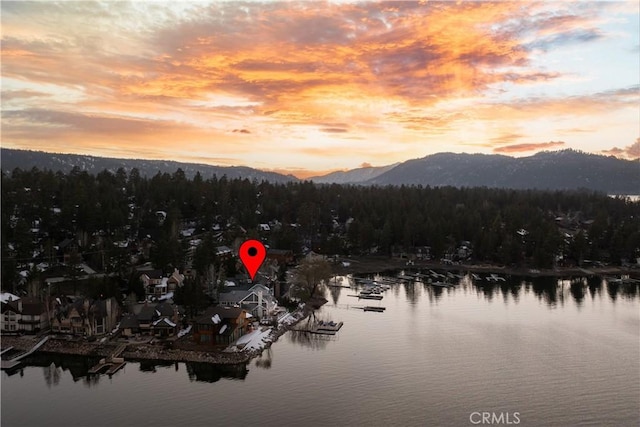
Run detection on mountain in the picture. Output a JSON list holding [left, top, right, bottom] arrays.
[[366, 150, 639, 193], [0, 148, 298, 183], [308, 163, 399, 184], [1, 148, 636, 193]]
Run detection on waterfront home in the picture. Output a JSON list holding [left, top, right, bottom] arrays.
[[1, 296, 21, 333], [119, 313, 140, 338], [18, 297, 49, 333], [1, 296, 49, 334], [133, 302, 182, 336], [193, 306, 249, 345], [51, 297, 120, 337], [218, 283, 278, 320]]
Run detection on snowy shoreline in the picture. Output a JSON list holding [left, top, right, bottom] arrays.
[[1, 307, 313, 367]]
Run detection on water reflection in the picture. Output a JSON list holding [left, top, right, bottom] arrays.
[[185, 362, 248, 383], [367, 271, 639, 307], [287, 330, 334, 350]]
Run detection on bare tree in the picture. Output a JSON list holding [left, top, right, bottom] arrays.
[[292, 257, 332, 301]]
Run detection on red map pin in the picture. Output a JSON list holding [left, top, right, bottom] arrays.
[[239, 239, 266, 281]]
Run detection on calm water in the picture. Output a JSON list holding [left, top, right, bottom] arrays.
[[2, 275, 639, 427]]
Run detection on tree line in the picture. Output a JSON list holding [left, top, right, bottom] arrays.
[[2, 166, 639, 288]]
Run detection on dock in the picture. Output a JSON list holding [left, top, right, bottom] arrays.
[[361, 306, 386, 312], [88, 343, 127, 376], [1, 336, 49, 370], [294, 321, 344, 335], [0, 346, 14, 356]]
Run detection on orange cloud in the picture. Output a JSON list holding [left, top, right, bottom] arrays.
[[602, 138, 640, 160], [1, 1, 637, 172], [494, 141, 565, 154]]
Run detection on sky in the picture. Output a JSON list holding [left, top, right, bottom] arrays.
[[1, 1, 639, 178]]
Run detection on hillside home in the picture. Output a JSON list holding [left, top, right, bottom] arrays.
[[1, 295, 49, 334]]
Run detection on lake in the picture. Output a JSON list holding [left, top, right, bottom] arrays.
[[2, 274, 639, 427]]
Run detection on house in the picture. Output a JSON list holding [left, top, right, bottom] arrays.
[[119, 313, 140, 338], [258, 223, 271, 232], [266, 248, 294, 265], [218, 283, 278, 319], [1, 295, 49, 334], [132, 302, 181, 336], [193, 306, 249, 345], [1, 297, 21, 334], [58, 238, 79, 264], [216, 246, 233, 261], [139, 269, 164, 295], [166, 268, 185, 292], [18, 297, 49, 333], [51, 297, 120, 337]]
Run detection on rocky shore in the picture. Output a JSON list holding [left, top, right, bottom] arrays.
[[1, 305, 314, 367]]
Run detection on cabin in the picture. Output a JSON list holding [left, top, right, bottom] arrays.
[[193, 306, 248, 345]]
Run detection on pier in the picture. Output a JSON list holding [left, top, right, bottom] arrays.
[[293, 321, 344, 335], [1, 336, 49, 370], [88, 343, 127, 375]]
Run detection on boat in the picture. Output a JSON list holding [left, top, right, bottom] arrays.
[[363, 306, 386, 312], [430, 281, 450, 287], [359, 294, 383, 300]]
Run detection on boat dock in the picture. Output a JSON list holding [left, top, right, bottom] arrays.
[[1, 336, 50, 370], [358, 306, 386, 312], [294, 321, 344, 335], [88, 343, 127, 375], [0, 346, 14, 356]]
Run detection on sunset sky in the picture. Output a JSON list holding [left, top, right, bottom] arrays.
[[2, 1, 638, 178]]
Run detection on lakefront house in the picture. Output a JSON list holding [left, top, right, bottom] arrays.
[[193, 306, 249, 346], [50, 296, 120, 336]]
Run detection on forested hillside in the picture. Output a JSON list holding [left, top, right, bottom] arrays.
[[2, 166, 639, 288]]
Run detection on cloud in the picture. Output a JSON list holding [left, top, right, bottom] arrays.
[[493, 141, 565, 154], [1, 1, 637, 172], [602, 138, 640, 160], [360, 162, 372, 168]]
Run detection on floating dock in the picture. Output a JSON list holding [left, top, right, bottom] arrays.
[[294, 321, 344, 335]]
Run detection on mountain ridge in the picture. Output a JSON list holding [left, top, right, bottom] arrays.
[[1, 148, 637, 193]]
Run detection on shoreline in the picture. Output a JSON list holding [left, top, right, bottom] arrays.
[[1, 305, 314, 368], [333, 256, 639, 278]]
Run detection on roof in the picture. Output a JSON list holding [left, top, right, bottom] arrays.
[[141, 269, 163, 280], [152, 317, 177, 328], [1, 300, 20, 314], [0, 293, 20, 304], [218, 290, 250, 304], [267, 249, 293, 255], [154, 302, 174, 317], [137, 305, 157, 322], [119, 313, 140, 329], [196, 305, 244, 325], [20, 298, 46, 315]]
